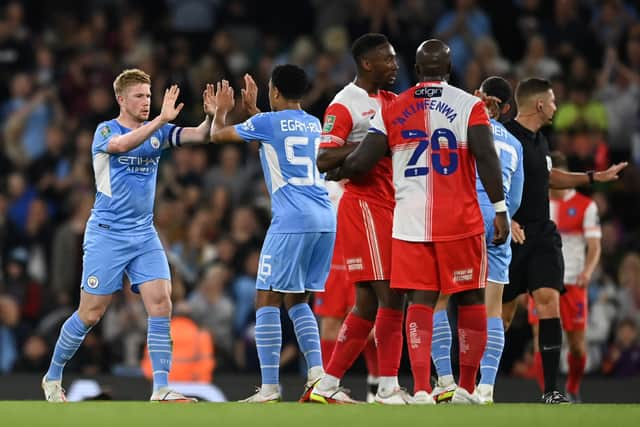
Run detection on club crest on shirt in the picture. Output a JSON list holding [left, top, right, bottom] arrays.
[[568, 207, 577, 217], [150, 136, 160, 149], [100, 125, 111, 139], [87, 275, 99, 289], [323, 115, 336, 133]]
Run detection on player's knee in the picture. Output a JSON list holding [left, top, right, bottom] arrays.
[[457, 289, 485, 306], [532, 289, 560, 318], [79, 306, 105, 326], [146, 298, 172, 317]]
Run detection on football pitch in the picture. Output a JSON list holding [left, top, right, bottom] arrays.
[[1, 402, 638, 427]]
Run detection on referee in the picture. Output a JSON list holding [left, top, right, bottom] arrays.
[[501, 78, 627, 404]]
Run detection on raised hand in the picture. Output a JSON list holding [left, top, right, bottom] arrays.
[[159, 84, 184, 123], [595, 162, 628, 182], [203, 83, 216, 116], [241, 74, 260, 116], [215, 80, 235, 114]]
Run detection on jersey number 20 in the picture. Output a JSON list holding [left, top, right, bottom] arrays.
[[403, 128, 458, 177]]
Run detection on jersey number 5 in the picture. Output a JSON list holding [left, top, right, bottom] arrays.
[[285, 136, 323, 186], [403, 128, 458, 177]]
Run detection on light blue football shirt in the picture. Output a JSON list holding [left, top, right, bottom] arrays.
[[88, 119, 181, 233], [234, 110, 336, 233], [476, 118, 524, 217]]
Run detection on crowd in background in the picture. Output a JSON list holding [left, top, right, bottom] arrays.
[[1, 0, 640, 383]]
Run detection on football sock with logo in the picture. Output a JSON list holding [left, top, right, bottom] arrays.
[[458, 304, 487, 393], [479, 316, 505, 386], [375, 308, 404, 394], [566, 352, 586, 395], [147, 316, 172, 391], [539, 318, 562, 393], [325, 312, 373, 379], [45, 311, 91, 381], [432, 309, 453, 380], [406, 304, 434, 393], [255, 306, 282, 388], [288, 303, 323, 371]]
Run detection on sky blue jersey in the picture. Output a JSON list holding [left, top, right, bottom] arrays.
[[476, 119, 524, 217], [88, 119, 181, 233], [234, 110, 336, 233]]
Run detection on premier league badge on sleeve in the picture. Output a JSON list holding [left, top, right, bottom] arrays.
[[100, 126, 111, 139]]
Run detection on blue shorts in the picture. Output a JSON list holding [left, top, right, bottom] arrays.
[[81, 226, 171, 295], [481, 205, 512, 285], [257, 232, 335, 293]]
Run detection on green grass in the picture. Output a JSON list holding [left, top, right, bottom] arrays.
[[1, 402, 638, 427]]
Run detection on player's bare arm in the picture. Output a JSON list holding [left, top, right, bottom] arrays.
[[549, 162, 628, 189], [170, 85, 215, 146], [207, 80, 245, 144], [316, 145, 357, 172], [577, 236, 601, 287], [331, 132, 388, 180], [468, 124, 508, 245], [107, 85, 184, 153]]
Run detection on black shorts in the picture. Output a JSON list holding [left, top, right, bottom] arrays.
[[503, 220, 565, 303]]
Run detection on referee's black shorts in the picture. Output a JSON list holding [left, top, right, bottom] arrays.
[[503, 220, 565, 303]]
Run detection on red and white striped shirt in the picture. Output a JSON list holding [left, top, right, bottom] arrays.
[[319, 82, 396, 207], [550, 190, 601, 284], [369, 81, 489, 242]]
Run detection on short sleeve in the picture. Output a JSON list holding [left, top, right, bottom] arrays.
[[234, 113, 274, 142], [468, 101, 490, 127], [583, 201, 602, 238], [368, 108, 387, 136], [319, 103, 353, 148], [93, 122, 122, 153]]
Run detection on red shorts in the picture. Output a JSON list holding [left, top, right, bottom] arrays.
[[390, 234, 487, 294], [338, 195, 392, 284], [313, 236, 354, 318], [527, 285, 587, 331]]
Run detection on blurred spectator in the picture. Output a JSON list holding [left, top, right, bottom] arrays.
[[0, 294, 20, 373], [188, 264, 234, 364], [1, 73, 62, 165], [617, 252, 640, 324], [168, 210, 217, 288], [434, 0, 491, 77], [515, 34, 561, 80], [591, 0, 637, 48], [50, 193, 94, 307], [597, 47, 640, 162], [231, 247, 259, 335], [474, 36, 511, 77], [28, 125, 73, 208], [602, 318, 640, 376], [1, 247, 43, 326], [102, 286, 147, 369]]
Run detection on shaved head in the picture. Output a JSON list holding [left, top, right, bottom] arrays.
[[415, 39, 451, 81]]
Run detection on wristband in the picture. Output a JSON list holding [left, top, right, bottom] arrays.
[[493, 200, 507, 213], [587, 170, 595, 184]]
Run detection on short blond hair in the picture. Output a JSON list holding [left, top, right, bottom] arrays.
[[113, 68, 151, 96]]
